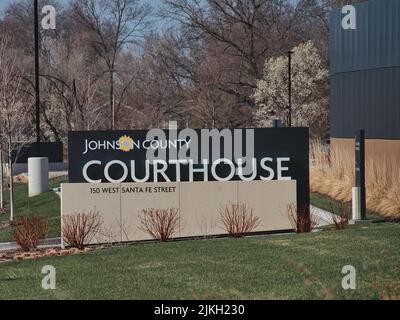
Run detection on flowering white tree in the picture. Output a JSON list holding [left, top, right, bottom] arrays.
[[253, 41, 329, 138]]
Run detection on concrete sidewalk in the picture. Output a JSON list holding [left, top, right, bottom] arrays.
[[0, 237, 61, 252], [312, 206, 335, 227]]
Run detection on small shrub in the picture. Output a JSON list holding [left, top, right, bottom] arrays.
[[219, 203, 260, 237], [388, 216, 400, 224], [13, 216, 48, 252], [139, 208, 180, 242], [287, 203, 320, 233], [62, 211, 102, 249], [329, 201, 351, 230]]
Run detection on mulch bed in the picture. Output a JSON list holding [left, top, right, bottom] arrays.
[[0, 246, 105, 263]]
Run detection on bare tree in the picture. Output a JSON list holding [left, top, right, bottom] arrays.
[[119, 34, 191, 129], [0, 32, 33, 221], [41, 40, 103, 135], [74, 0, 151, 129], [0, 149, 5, 211], [0, 0, 346, 137], [162, 1, 304, 103]]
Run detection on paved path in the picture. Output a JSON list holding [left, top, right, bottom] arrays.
[[312, 205, 335, 227], [19, 171, 68, 180], [53, 187, 61, 197], [0, 238, 61, 252]]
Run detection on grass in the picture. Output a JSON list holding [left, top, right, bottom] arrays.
[[0, 177, 398, 299], [310, 192, 386, 223], [0, 177, 66, 242], [0, 222, 399, 299]]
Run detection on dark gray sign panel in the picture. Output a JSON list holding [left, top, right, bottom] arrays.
[[68, 128, 310, 207], [12, 142, 63, 163]]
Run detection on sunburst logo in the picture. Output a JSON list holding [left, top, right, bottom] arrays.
[[118, 135, 134, 152]]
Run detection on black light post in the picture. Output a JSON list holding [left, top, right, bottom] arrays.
[[272, 118, 282, 128], [287, 50, 294, 128], [34, 0, 41, 156], [355, 129, 366, 220]]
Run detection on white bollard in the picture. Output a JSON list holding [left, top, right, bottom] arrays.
[[28, 157, 49, 197], [352, 187, 361, 220]]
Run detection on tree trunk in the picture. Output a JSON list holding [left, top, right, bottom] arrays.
[[8, 144, 14, 222], [0, 149, 4, 210], [110, 71, 115, 130]]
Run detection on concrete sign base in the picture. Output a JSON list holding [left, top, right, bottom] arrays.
[[61, 180, 297, 245]]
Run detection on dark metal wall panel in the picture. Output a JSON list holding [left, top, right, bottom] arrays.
[[331, 67, 400, 139], [330, 0, 400, 139], [330, 0, 400, 75]]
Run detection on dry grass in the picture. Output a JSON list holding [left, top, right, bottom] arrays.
[[310, 140, 400, 217]]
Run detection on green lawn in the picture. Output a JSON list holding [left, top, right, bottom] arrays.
[[0, 177, 66, 242], [0, 222, 399, 299], [1, 182, 398, 299], [310, 192, 386, 222]]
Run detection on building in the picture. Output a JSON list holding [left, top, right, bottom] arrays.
[[329, 0, 400, 164]]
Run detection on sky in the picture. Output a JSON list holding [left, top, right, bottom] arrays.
[[0, 0, 168, 31], [0, 0, 70, 11], [0, 0, 15, 11], [0, 0, 300, 13], [0, 0, 164, 11]]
